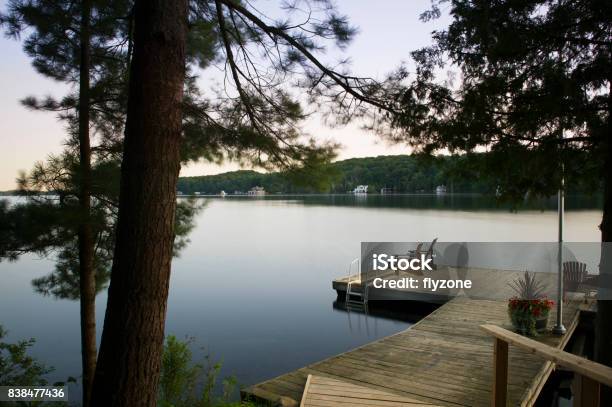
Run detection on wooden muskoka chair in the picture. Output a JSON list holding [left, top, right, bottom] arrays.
[[394, 243, 425, 275], [425, 237, 438, 261], [422, 237, 438, 270], [563, 261, 588, 300], [401, 238, 438, 275], [407, 238, 437, 260]]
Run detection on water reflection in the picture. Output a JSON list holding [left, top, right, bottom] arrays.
[[0, 197, 205, 301], [193, 193, 602, 211], [333, 299, 438, 337]]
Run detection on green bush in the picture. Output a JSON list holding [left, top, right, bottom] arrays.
[[0, 325, 71, 407], [159, 335, 258, 407]]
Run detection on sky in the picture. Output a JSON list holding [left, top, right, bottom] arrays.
[[0, 0, 452, 190]]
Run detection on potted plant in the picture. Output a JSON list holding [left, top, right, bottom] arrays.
[[507, 271, 555, 336]]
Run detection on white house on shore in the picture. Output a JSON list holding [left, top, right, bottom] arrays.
[[248, 186, 266, 196], [435, 185, 447, 195], [353, 185, 368, 194]]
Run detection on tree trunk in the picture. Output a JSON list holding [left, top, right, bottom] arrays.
[[90, 0, 187, 405], [77, 1, 96, 406], [595, 80, 612, 405]]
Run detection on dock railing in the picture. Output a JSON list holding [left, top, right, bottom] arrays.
[[480, 324, 612, 407], [347, 257, 360, 283]]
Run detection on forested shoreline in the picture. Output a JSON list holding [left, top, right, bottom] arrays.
[[176, 154, 599, 196], [2, 153, 600, 198]]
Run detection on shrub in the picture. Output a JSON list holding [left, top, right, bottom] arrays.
[[158, 335, 258, 407]]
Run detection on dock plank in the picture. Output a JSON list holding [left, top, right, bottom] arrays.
[[242, 296, 583, 406], [300, 375, 441, 407]]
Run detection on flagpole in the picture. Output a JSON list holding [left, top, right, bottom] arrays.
[[553, 137, 566, 335]]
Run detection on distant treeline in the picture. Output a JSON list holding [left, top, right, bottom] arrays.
[[177, 155, 499, 195], [1, 154, 599, 197], [0, 190, 22, 196]]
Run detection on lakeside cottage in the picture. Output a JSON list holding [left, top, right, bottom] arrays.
[[353, 185, 368, 194], [435, 185, 447, 195], [248, 186, 266, 196]]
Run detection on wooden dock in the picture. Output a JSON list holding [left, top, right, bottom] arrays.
[[242, 294, 585, 406], [332, 267, 561, 303]]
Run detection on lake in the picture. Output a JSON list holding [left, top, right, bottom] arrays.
[[0, 194, 602, 403]]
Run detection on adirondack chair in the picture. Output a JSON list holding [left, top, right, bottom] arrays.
[[563, 261, 588, 300], [425, 238, 438, 260], [424, 238, 438, 270], [399, 243, 424, 275]]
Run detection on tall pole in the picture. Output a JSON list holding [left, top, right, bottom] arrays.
[[553, 139, 566, 335], [552, 25, 567, 336]]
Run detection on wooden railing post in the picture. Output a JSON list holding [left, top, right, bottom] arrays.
[[493, 337, 509, 407], [574, 373, 600, 407], [481, 324, 612, 407]]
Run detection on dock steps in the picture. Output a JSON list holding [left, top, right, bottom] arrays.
[[345, 280, 368, 313], [343, 257, 369, 312]]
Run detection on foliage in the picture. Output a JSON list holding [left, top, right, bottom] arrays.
[[508, 298, 555, 336], [508, 271, 548, 300], [382, 0, 610, 202], [507, 272, 554, 336], [0, 0, 132, 157], [177, 152, 600, 196], [180, 0, 394, 172], [0, 325, 51, 387], [158, 335, 256, 407], [508, 298, 554, 318], [0, 0, 394, 175], [0, 325, 78, 407]]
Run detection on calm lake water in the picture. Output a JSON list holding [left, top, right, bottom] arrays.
[[0, 194, 602, 403]]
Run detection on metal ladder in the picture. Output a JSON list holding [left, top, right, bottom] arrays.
[[345, 258, 369, 313]]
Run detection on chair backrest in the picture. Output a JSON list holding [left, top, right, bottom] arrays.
[[426, 238, 438, 257], [563, 261, 587, 292]]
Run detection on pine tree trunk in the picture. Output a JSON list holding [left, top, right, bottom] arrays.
[[77, 1, 97, 406], [595, 80, 612, 405], [90, 0, 187, 405]]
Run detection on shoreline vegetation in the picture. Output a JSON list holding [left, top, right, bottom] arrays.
[[0, 325, 259, 406], [177, 154, 600, 196], [2, 154, 600, 198]]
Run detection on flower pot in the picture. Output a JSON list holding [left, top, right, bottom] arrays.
[[509, 310, 533, 335], [508, 305, 550, 336], [535, 313, 549, 332]]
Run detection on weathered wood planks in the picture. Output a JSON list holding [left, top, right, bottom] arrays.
[[300, 374, 441, 407], [242, 297, 583, 406]]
